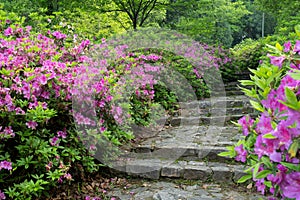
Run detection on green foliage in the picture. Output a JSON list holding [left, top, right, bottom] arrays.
[[232, 0, 276, 45], [254, 0, 300, 36], [220, 38, 263, 82], [220, 28, 300, 199], [110, 0, 168, 30], [166, 0, 250, 47], [140, 48, 210, 99], [1, 1, 129, 40]]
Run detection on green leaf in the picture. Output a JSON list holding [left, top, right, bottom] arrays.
[[261, 156, 272, 168], [253, 163, 261, 178], [263, 133, 277, 139], [289, 71, 300, 80], [218, 151, 234, 157], [280, 162, 300, 171], [239, 80, 255, 86], [237, 174, 252, 183], [285, 87, 298, 105], [278, 87, 300, 110], [295, 25, 300, 37], [288, 140, 299, 158], [275, 42, 283, 51], [250, 100, 265, 112], [264, 181, 272, 188], [255, 170, 272, 179]]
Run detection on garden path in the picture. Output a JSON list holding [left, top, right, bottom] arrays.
[[104, 81, 267, 199]]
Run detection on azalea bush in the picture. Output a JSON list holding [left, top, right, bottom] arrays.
[[0, 21, 165, 199], [220, 28, 300, 199]]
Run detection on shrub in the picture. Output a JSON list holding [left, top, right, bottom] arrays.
[[220, 29, 300, 199], [0, 22, 103, 199], [0, 22, 160, 199], [224, 38, 265, 82]]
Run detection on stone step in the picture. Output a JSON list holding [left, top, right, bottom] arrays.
[[180, 95, 251, 109], [111, 158, 247, 184], [167, 113, 257, 126], [126, 125, 242, 163], [224, 90, 244, 96], [178, 106, 255, 117]]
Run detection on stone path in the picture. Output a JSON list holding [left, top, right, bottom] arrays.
[[107, 179, 265, 200], [106, 82, 267, 199]]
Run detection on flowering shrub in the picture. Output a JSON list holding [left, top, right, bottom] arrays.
[[0, 21, 104, 199], [0, 22, 164, 199], [220, 31, 300, 199]]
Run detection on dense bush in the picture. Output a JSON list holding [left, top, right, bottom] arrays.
[[220, 29, 300, 199], [223, 38, 265, 82], [0, 22, 165, 199], [0, 2, 129, 42]]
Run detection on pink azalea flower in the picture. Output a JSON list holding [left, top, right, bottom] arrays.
[[268, 54, 286, 67], [255, 179, 266, 195], [0, 190, 5, 200], [39, 74, 48, 85], [4, 27, 13, 36], [26, 121, 38, 129], [64, 173, 72, 180], [238, 115, 254, 136], [0, 160, 12, 170], [281, 172, 300, 200], [255, 113, 273, 135], [272, 122, 292, 150], [50, 136, 59, 146], [234, 144, 247, 162], [267, 164, 287, 186], [293, 40, 300, 53], [52, 31, 66, 40], [57, 130, 67, 138], [254, 134, 279, 159], [284, 41, 292, 52], [269, 151, 282, 162], [3, 126, 15, 137]]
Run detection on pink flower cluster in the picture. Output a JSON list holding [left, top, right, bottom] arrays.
[[0, 160, 12, 171], [0, 190, 5, 200], [234, 40, 300, 199]]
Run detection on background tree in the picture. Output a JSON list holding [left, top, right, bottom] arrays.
[[231, 0, 276, 45], [164, 0, 250, 47], [101, 0, 168, 30], [254, 0, 300, 35]]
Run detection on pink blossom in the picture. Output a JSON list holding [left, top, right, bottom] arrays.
[[0, 190, 5, 200], [39, 74, 48, 85], [238, 115, 254, 136], [3, 126, 15, 137], [45, 162, 53, 171], [293, 40, 300, 53], [0, 160, 12, 170], [4, 27, 13, 36], [234, 144, 247, 162], [26, 121, 38, 129], [255, 114, 273, 135], [255, 179, 266, 195], [50, 136, 59, 146], [281, 172, 300, 200], [64, 173, 72, 180], [57, 130, 67, 138], [52, 31, 66, 40], [284, 41, 291, 52], [268, 55, 286, 67]]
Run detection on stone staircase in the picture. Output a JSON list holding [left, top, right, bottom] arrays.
[[110, 81, 258, 185]]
